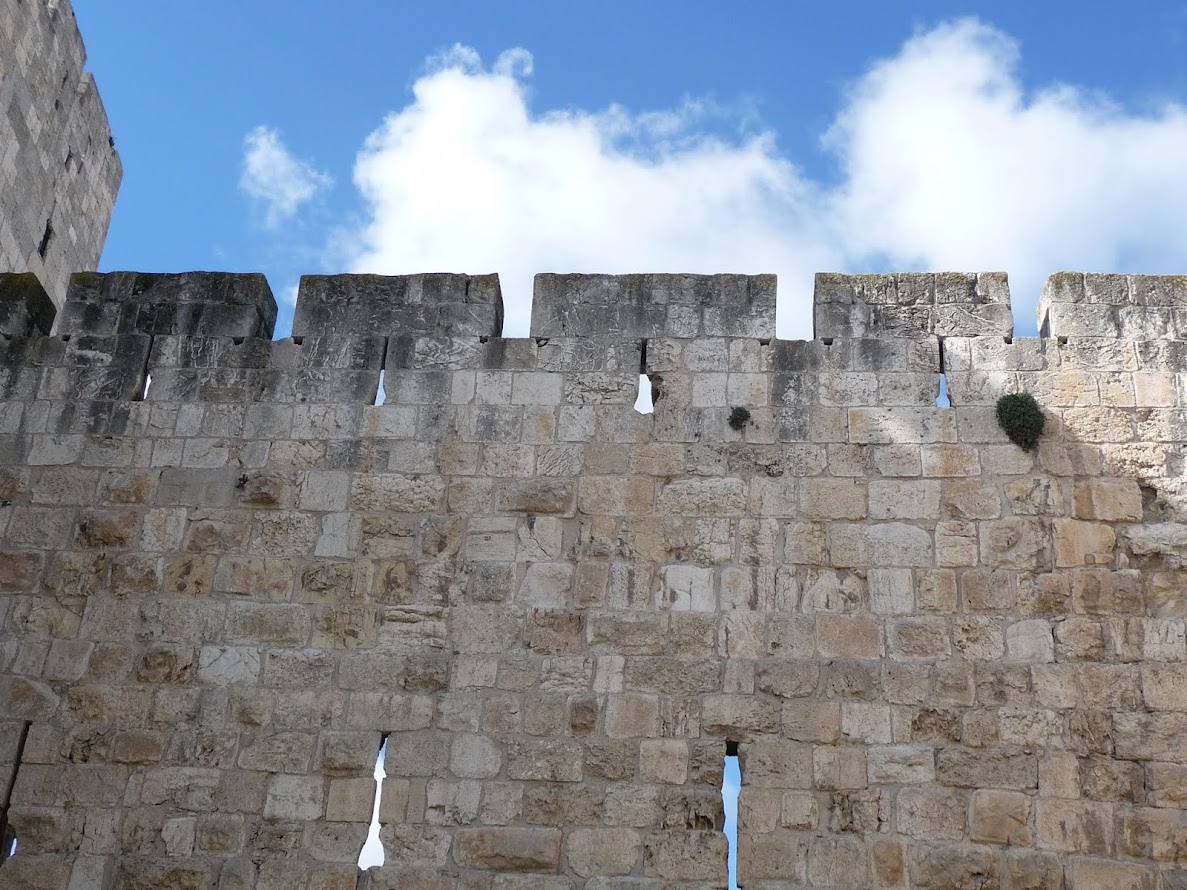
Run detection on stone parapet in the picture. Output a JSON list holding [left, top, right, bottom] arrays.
[[58, 271, 277, 338], [1039, 272, 1187, 338], [531, 273, 776, 339], [813, 271, 1013, 339], [294, 273, 503, 339]]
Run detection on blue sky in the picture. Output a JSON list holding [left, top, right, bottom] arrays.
[[73, 2, 1187, 339]]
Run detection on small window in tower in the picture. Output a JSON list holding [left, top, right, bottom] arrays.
[[37, 219, 53, 258]]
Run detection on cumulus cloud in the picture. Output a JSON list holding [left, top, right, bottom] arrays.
[[348, 48, 833, 336], [341, 25, 1187, 337], [827, 19, 1187, 327], [241, 125, 332, 228]]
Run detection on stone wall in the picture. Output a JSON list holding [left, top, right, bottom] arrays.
[[0, 0, 121, 309], [1, 267, 1187, 889]]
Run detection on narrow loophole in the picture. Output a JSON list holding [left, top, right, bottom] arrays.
[[936, 373, 950, 407], [374, 370, 386, 406], [141, 373, 152, 401], [358, 735, 388, 869], [724, 743, 740, 890], [634, 340, 653, 414], [1, 721, 30, 863], [634, 375, 653, 414], [37, 219, 53, 258]]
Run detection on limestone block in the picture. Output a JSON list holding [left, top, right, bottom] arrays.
[[379, 823, 452, 867], [642, 829, 728, 881], [869, 479, 940, 520], [425, 778, 481, 825], [1114, 712, 1187, 762], [755, 660, 819, 699], [867, 745, 935, 784], [829, 523, 933, 568], [657, 565, 715, 611], [454, 828, 562, 871], [1035, 799, 1114, 854], [516, 562, 574, 607], [1054, 520, 1117, 567], [505, 739, 583, 782], [0, 674, 62, 726], [565, 828, 642, 876], [656, 477, 745, 516], [811, 747, 866, 791], [980, 519, 1051, 570], [702, 694, 780, 738], [897, 785, 967, 840], [1005, 619, 1055, 662], [1141, 664, 1187, 712], [936, 520, 979, 567], [969, 789, 1032, 845], [638, 740, 688, 785], [909, 844, 1001, 889], [818, 614, 883, 658], [263, 775, 326, 820], [841, 702, 892, 744], [1065, 858, 1155, 890], [936, 748, 1037, 790]]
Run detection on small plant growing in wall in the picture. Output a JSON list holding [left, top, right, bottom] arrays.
[[996, 392, 1045, 452]]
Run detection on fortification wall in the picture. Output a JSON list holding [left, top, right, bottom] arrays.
[[0, 0, 122, 309], [0, 267, 1186, 889]]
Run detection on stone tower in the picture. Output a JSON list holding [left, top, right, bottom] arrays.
[[0, 0, 122, 310]]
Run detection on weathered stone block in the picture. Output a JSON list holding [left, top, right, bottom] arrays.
[[295, 273, 502, 338], [454, 828, 562, 871]]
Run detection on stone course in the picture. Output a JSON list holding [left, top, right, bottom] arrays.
[[0, 267, 1186, 889]]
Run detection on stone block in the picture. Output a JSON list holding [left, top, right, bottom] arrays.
[[909, 844, 1001, 889], [970, 789, 1032, 845], [565, 828, 642, 877], [898, 786, 967, 840], [454, 828, 562, 871], [643, 830, 729, 881], [1065, 857, 1155, 890], [1035, 799, 1114, 854], [0, 272, 55, 335], [263, 775, 325, 820], [638, 740, 688, 785]]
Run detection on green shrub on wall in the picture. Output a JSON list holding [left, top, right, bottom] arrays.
[[996, 392, 1045, 452]]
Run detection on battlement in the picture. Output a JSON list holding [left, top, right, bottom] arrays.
[[3, 267, 1187, 890], [2, 270, 1185, 390]]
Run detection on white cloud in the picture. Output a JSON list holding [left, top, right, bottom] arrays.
[[342, 26, 1187, 337], [241, 125, 332, 228], [826, 19, 1187, 328], [348, 49, 834, 337]]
